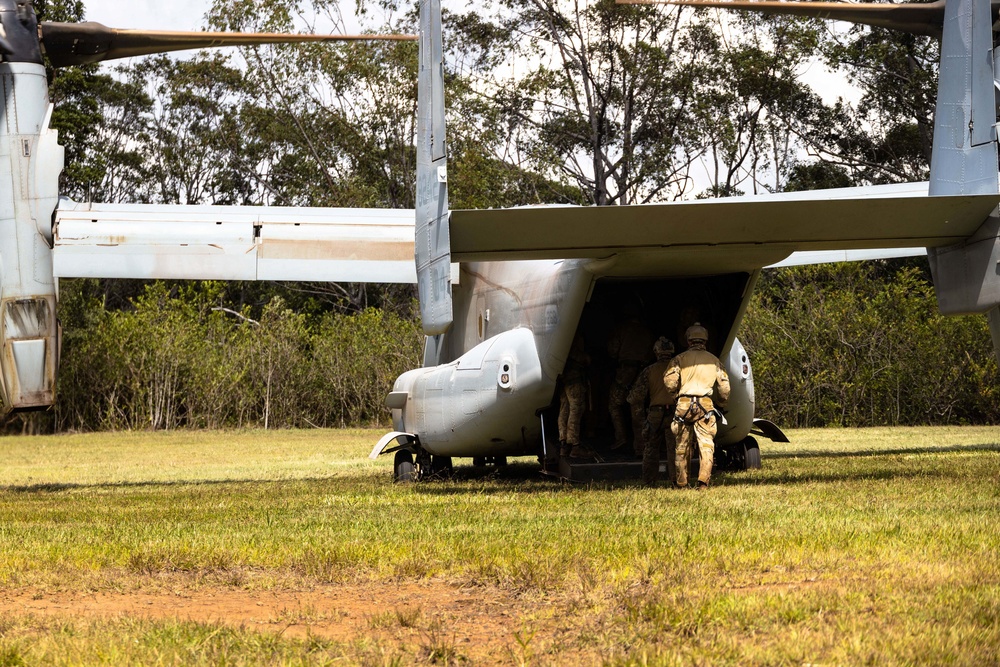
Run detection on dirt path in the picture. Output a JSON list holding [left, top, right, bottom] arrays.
[[0, 580, 588, 663]]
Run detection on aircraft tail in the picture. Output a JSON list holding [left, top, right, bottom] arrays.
[[655, 0, 1000, 356], [414, 0, 453, 337], [925, 0, 1000, 358]]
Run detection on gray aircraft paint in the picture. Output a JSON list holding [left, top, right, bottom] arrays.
[[414, 0, 453, 339], [926, 0, 1000, 360]]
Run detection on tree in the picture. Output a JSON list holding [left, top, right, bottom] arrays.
[[449, 0, 713, 205]]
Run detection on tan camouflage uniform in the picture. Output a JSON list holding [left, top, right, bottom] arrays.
[[663, 327, 730, 487], [628, 349, 676, 486], [558, 334, 590, 457], [607, 317, 655, 451]]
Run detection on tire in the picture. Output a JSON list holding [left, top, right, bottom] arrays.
[[431, 455, 453, 477], [472, 456, 487, 467], [394, 449, 415, 483], [743, 436, 761, 470]]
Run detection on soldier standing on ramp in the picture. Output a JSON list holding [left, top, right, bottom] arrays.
[[663, 323, 730, 489], [558, 332, 593, 459], [627, 337, 677, 487], [607, 302, 655, 452]]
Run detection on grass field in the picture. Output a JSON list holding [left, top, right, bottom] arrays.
[[0, 426, 998, 665]]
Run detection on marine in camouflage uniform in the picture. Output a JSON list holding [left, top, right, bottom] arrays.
[[663, 323, 730, 488], [558, 333, 593, 458], [607, 307, 655, 452], [627, 337, 677, 486]]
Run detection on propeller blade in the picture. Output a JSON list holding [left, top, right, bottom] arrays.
[[616, 0, 947, 38], [38, 21, 417, 68]]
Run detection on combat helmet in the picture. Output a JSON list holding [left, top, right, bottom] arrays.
[[653, 336, 674, 358], [685, 322, 709, 344]]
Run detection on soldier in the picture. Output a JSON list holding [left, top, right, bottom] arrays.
[[607, 302, 655, 452], [627, 337, 677, 486], [663, 323, 730, 489], [558, 332, 593, 459]]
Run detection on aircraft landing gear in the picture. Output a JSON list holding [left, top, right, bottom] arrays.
[[393, 449, 416, 483], [714, 436, 762, 471], [431, 455, 453, 477], [742, 436, 761, 469], [392, 446, 453, 482]]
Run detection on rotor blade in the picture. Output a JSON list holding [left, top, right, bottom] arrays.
[[38, 22, 417, 68], [616, 0, 947, 38]]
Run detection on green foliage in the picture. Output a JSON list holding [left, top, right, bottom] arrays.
[[55, 281, 423, 431], [743, 262, 999, 427]]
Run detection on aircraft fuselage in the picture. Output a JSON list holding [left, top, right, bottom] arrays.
[[389, 256, 758, 458]]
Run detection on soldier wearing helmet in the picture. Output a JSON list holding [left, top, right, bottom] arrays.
[[627, 336, 677, 486], [662, 323, 730, 489], [607, 301, 655, 453]]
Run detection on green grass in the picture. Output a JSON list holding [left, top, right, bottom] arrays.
[[0, 426, 998, 665]]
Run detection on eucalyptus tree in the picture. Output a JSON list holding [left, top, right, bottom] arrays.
[[684, 9, 829, 196], [204, 0, 421, 209], [449, 0, 712, 205], [810, 23, 936, 184]]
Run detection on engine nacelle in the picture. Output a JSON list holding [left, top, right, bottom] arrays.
[[388, 328, 553, 457], [0, 63, 63, 412]]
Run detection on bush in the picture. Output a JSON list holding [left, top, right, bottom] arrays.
[[742, 262, 999, 427], [55, 281, 423, 431]]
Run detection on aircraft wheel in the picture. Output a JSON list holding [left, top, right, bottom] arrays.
[[743, 436, 761, 470], [472, 456, 487, 467], [393, 450, 416, 483], [431, 455, 453, 477]]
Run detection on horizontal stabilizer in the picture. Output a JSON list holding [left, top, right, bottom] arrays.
[[768, 248, 926, 269], [450, 184, 998, 274]]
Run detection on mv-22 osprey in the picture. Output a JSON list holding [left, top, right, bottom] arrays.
[[0, 0, 998, 482]]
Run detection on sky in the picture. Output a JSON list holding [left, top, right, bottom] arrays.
[[83, 0, 209, 31]]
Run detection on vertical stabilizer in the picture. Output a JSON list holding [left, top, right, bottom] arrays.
[[926, 0, 1000, 360], [927, 0, 998, 197], [415, 0, 453, 336]]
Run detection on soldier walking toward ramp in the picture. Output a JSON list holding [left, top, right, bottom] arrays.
[[607, 302, 655, 452], [627, 337, 677, 487], [664, 323, 730, 489]]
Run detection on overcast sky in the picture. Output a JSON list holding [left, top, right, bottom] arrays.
[[83, 0, 210, 31]]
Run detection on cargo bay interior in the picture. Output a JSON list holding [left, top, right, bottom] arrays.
[[544, 272, 755, 455]]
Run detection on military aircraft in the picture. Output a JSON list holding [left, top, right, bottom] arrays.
[[2, 0, 998, 483]]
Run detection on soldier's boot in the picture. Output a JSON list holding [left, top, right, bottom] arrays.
[[570, 445, 596, 459], [559, 441, 571, 457], [697, 481, 709, 491]]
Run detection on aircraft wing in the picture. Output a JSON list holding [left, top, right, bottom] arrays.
[[52, 182, 997, 282], [449, 182, 998, 275], [53, 201, 423, 283]]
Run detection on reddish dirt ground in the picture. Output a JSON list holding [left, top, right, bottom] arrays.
[[0, 580, 590, 663]]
